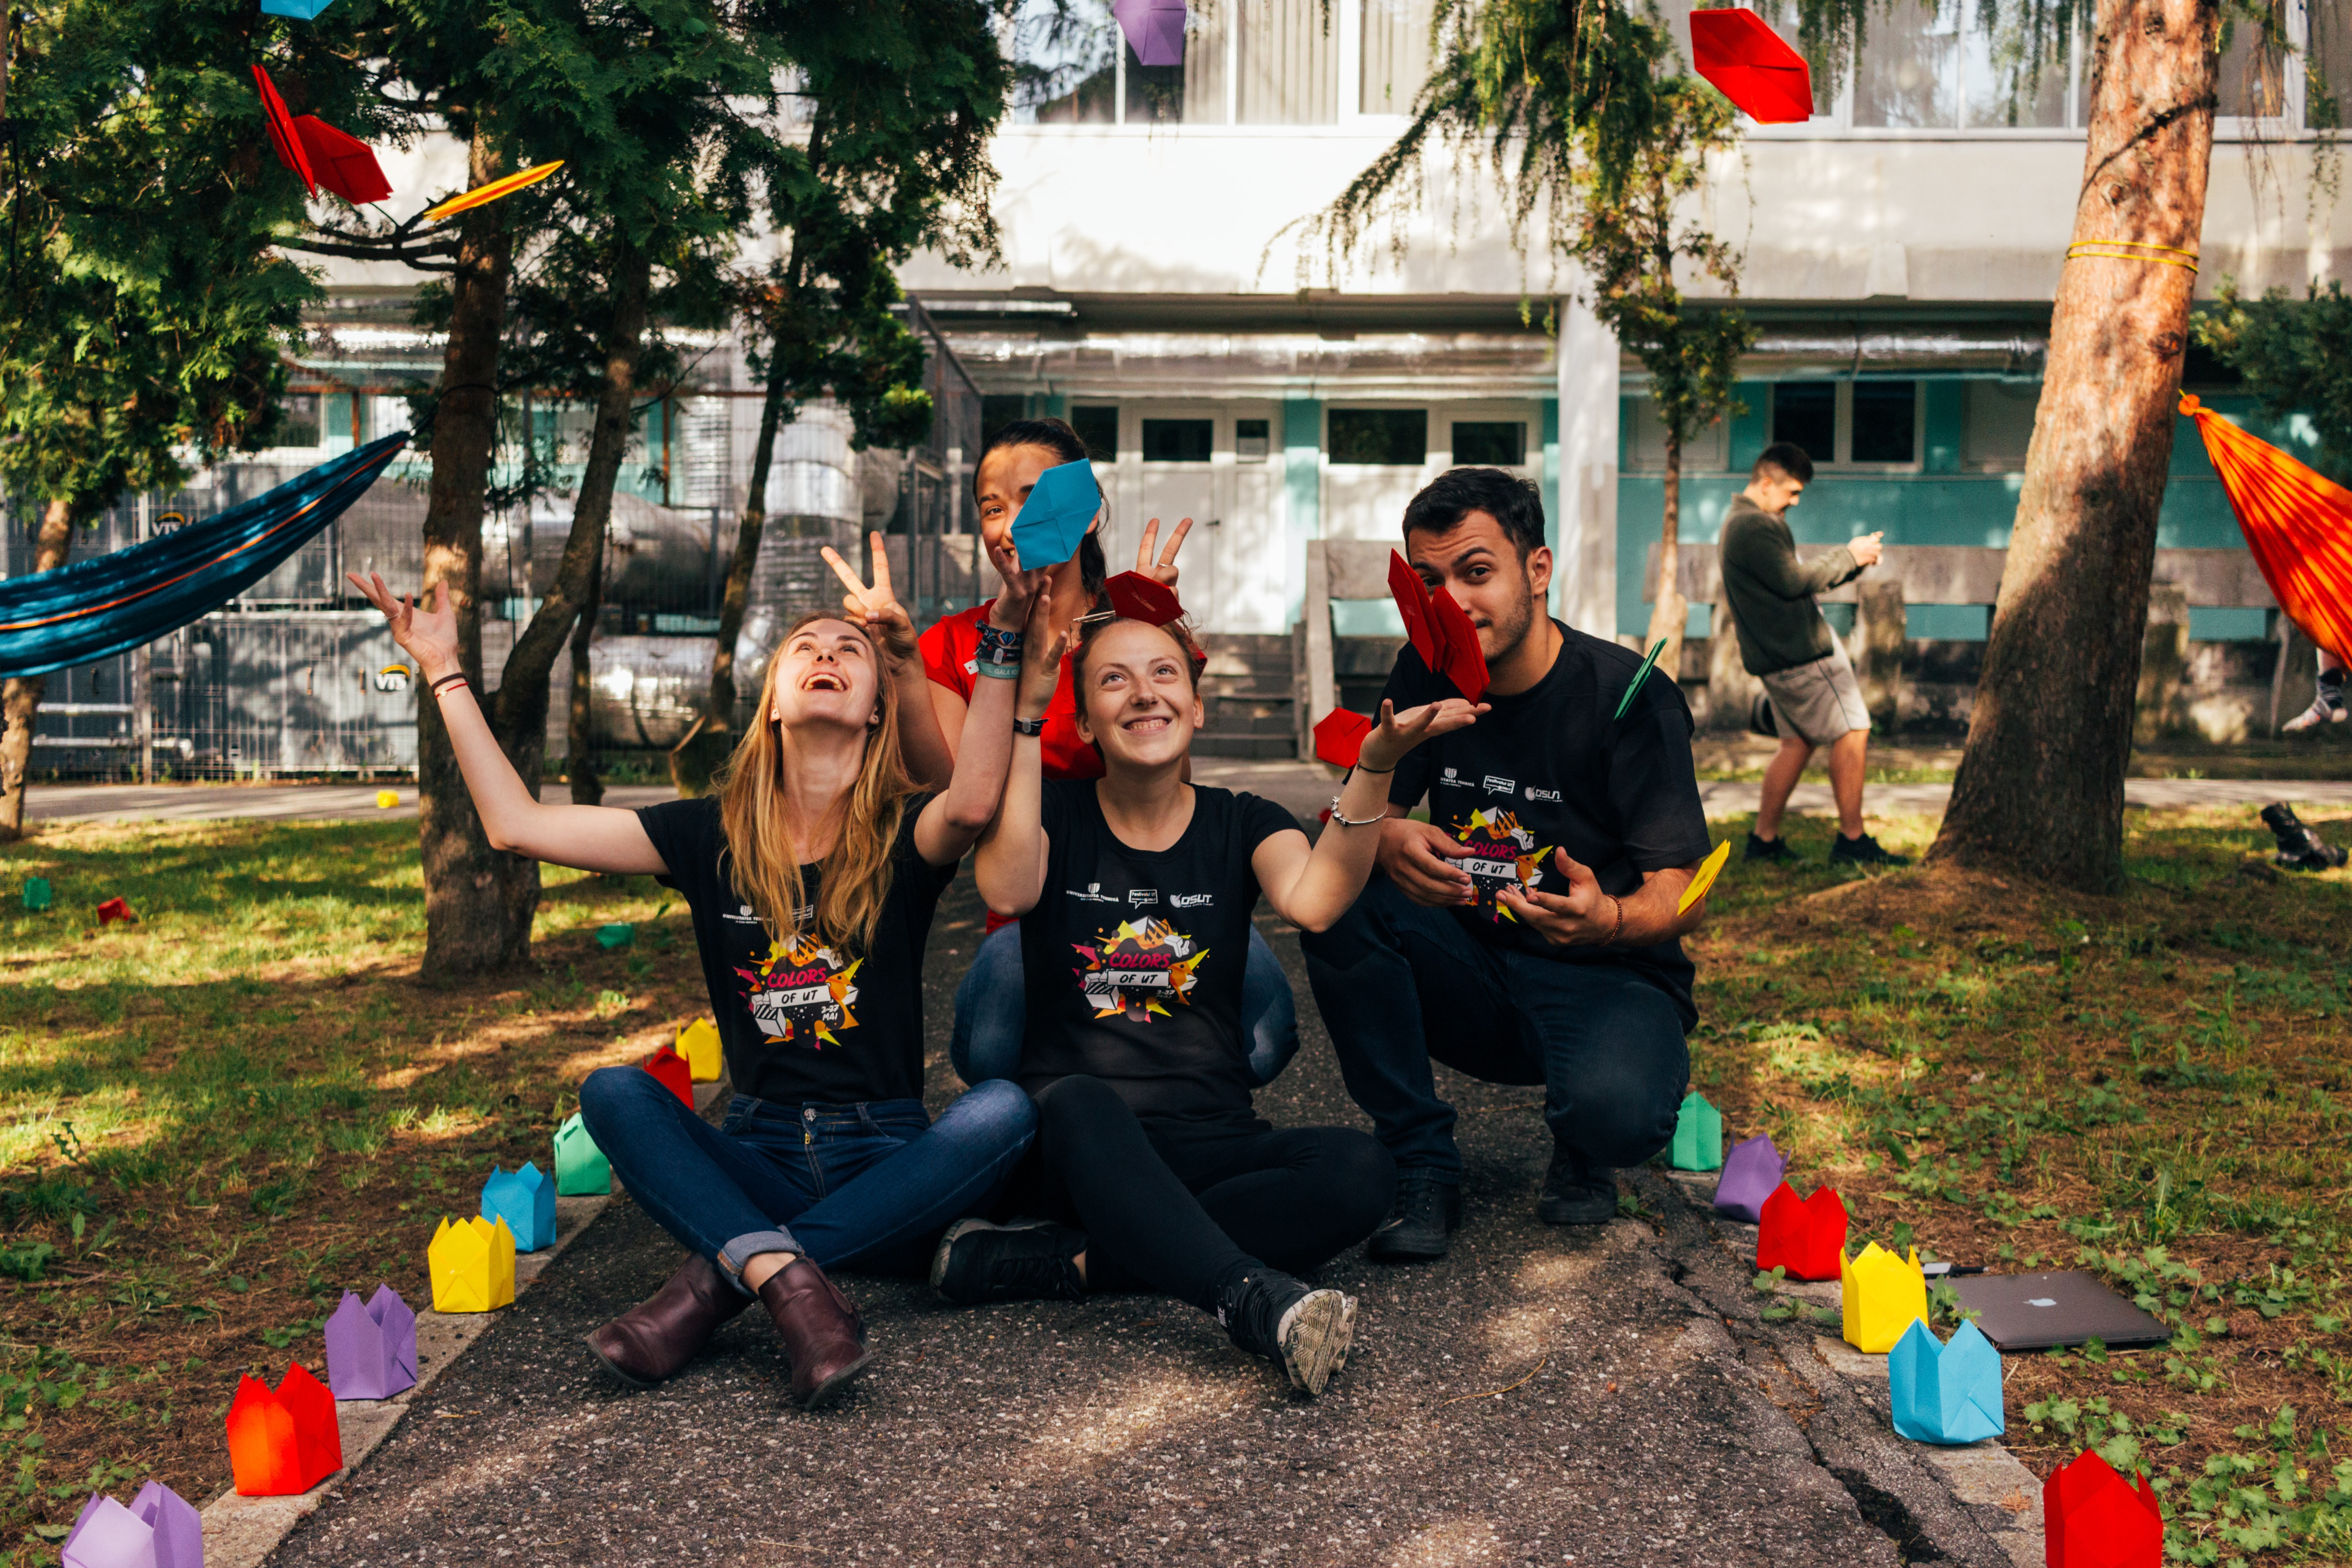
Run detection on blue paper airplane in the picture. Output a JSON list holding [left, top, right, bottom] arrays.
[[259, 0, 340, 18], [1889, 1317, 2004, 1444], [480, 1161, 558, 1253], [1009, 458, 1101, 569]]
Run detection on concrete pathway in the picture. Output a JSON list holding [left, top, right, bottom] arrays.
[[27, 767, 2346, 832], [248, 883, 2036, 1568]]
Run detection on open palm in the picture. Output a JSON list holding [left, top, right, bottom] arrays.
[[347, 572, 460, 678]]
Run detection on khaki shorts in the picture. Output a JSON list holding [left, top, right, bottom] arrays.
[[1759, 643, 1871, 746]]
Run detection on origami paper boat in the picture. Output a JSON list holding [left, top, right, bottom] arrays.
[[60, 1480, 202, 1568], [1888, 1318, 2004, 1445], [96, 897, 133, 925], [2044, 1448, 2163, 1566], [1670, 1091, 1723, 1171], [1386, 550, 1488, 701], [1756, 1182, 1847, 1280], [554, 1111, 611, 1196], [1840, 1241, 1929, 1353], [227, 1363, 342, 1496], [429, 1214, 517, 1313], [482, 1160, 558, 1253], [324, 1283, 417, 1400], [677, 1017, 723, 1082], [1009, 459, 1100, 570], [1711, 1133, 1786, 1223], [643, 1044, 694, 1106]]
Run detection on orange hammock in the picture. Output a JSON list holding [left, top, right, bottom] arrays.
[[2179, 393, 2352, 662]]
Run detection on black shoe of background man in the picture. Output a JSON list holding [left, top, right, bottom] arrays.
[[929, 1218, 1087, 1306], [1367, 1173, 1462, 1263], [1829, 831, 1912, 867], [2260, 802, 2349, 871], [1745, 832, 1798, 864], [1537, 1146, 1618, 1226]]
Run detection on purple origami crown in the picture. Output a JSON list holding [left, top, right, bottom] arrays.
[[1711, 1133, 1789, 1224], [62, 1479, 202, 1568], [1112, 0, 1187, 67], [324, 1284, 418, 1401]]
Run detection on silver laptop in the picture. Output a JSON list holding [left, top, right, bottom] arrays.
[[1947, 1270, 2171, 1352]]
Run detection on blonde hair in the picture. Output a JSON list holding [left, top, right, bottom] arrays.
[[716, 612, 917, 953]]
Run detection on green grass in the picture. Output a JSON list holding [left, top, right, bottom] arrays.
[[0, 819, 705, 1561], [1690, 805, 2352, 1565]]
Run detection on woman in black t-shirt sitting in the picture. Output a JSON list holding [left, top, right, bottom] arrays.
[[944, 614, 1481, 1395], [349, 538, 1047, 1410]]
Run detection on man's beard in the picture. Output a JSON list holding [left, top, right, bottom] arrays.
[[1478, 570, 1539, 664]]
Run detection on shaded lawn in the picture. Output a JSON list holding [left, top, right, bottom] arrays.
[[0, 818, 708, 1562], [1687, 805, 2352, 1567]]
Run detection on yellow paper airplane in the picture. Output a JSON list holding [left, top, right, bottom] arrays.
[[1678, 839, 1731, 915]]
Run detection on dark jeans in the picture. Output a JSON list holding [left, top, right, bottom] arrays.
[[951, 922, 1299, 1088], [1299, 872, 1689, 1182], [1010, 1074, 1395, 1315], [576, 1066, 1036, 1290]]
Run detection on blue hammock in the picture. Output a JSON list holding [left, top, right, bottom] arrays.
[[0, 434, 409, 680]]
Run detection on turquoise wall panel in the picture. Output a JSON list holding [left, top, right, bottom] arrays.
[[1541, 398, 1561, 553], [1284, 399, 1323, 623]]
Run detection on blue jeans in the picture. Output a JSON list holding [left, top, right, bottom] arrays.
[[1298, 873, 1689, 1182], [951, 922, 1299, 1087], [575, 1066, 1035, 1290]]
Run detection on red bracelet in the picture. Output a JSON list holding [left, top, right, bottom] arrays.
[[429, 673, 469, 697]]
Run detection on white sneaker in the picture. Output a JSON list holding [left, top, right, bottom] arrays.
[[2282, 690, 2347, 734]]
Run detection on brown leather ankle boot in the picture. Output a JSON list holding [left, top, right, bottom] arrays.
[[584, 1252, 752, 1389], [755, 1256, 870, 1409]]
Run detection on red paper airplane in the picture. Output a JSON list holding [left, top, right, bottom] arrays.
[[251, 65, 314, 195], [2045, 1449, 2162, 1566], [1312, 708, 1374, 769], [1387, 550, 1489, 701], [1755, 1182, 1848, 1280], [293, 116, 391, 205], [643, 1045, 693, 1107], [1103, 572, 1182, 625], [1690, 8, 1815, 124]]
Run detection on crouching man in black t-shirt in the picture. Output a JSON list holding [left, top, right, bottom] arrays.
[[1300, 468, 1718, 1262]]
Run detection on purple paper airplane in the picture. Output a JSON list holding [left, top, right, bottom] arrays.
[[62, 1479, 202, 1568], [1113, 0, 1187, 66], [323, 1284, 418, 1401], [1711, 1133, 1788, 1224]]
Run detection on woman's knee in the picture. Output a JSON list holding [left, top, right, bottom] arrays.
[[939, 1078, 1040, 1150], [576, 1064, 661, 1136], [1320, 1132, 1397, 1235], [1033, 1073, 1124, 1129]]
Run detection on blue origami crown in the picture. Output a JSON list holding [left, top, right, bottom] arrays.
[[480, 1160, 558, 1253], [1889, 1317, 2004, 1445]]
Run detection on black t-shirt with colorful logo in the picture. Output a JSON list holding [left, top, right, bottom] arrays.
[[636, 794, 957, 1106], [1379, 620, 1713, 1028], [1019, 781, 1301, 1125]]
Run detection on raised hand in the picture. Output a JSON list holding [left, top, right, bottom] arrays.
[[1136, 515, 1194, 588], [1496, 846, 1615, 946], [982, 529, 1054, 633], [1016, 582, 1068, 720], [822, 531, 918, 670], [346, 572, 461, 680], [1356, 696, 1486, 773]]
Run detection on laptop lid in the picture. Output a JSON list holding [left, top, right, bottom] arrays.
[[1947, 1270, 2171, 1352]]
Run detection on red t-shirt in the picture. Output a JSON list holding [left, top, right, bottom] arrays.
[[920, 602, 1102, 935]]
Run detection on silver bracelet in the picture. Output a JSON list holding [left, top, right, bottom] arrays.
[[1326, 795, 1387, 828]]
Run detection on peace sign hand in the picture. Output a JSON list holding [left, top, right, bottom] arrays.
[[1495, 847, 1616, 947], [982, 530, 1054, 634], [821, 531, 919, 672], [1136, 515, 1194, 588]]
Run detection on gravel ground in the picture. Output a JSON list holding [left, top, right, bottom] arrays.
[[261, 874, 1985, 1568]]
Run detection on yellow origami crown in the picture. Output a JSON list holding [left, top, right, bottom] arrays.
[[429, 1214, 517, 1314], [677, 1018, 722, 1082], [1840, 1241, 1928, 1353]]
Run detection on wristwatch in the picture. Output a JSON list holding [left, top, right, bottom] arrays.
[[1012, 716, 1045, 736]]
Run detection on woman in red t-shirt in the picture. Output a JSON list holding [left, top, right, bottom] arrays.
[[916, 418, 1298, 1090]]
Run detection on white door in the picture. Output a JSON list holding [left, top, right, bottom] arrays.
[[1132, 409, 1221, 628]]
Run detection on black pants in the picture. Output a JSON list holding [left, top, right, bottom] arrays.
[[1011, 1075, 1395, 1315]]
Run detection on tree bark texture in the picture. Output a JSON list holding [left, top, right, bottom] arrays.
[[1644, 423, 1688, 678], [567, 533, 605, 806], [415, 135, 519, 979], [0, 498, 76, 841], [1928, 0, 2215, 893], [674, 352, 788, 797]]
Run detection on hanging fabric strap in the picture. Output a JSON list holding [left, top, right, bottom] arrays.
[[2178, 393, 2352, 663]]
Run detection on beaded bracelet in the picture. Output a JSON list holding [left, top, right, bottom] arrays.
[[975, 623, 1024, 668]]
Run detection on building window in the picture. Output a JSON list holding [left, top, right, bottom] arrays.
[[1127, 4, 1228, 123], [1849, 381, 1918, 463], [1852, 0, 1960, 129], [1142, 418, 1215, 462], [1452, 421, 1526, 466], [2216, 10, 2288, 118], [1962, 381, 2038, 471], [1239, 0, 1339, 124], [278, 393, 322, 448], [1009, 0, 1119, 123], [1625, 402, 1729, 472], [1361, 0, 1434, 113], [1329, 408, 1427, 465], [981, 395, 1028, 441], [1770, 384, 1836, 464], [1235, 418, 1271, 461], [1071, 404, 1119, 460]]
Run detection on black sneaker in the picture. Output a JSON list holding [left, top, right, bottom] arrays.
[[1366, 1173, 1462, 1263], [1745, 832, 1798, 864], [1537, 1146, 1618, 1226], [1829, 832, 1911, 867], [1218, 1270, 1357, 1397], [929, 1218, 1087, 1306], [2260, 802, 2348, 871]]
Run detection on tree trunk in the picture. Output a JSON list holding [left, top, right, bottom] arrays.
[[1928, 0, 2215, 893], [0, 498, 75, 841], [1644, 421, 1688, 679], [416, 135, 519, 979], [489, 240, 654, 915], [567, 534, 605, 806], [674, 352, 788, 797]]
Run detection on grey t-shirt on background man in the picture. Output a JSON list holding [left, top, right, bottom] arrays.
[[1718, 496, 1866, 676]]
